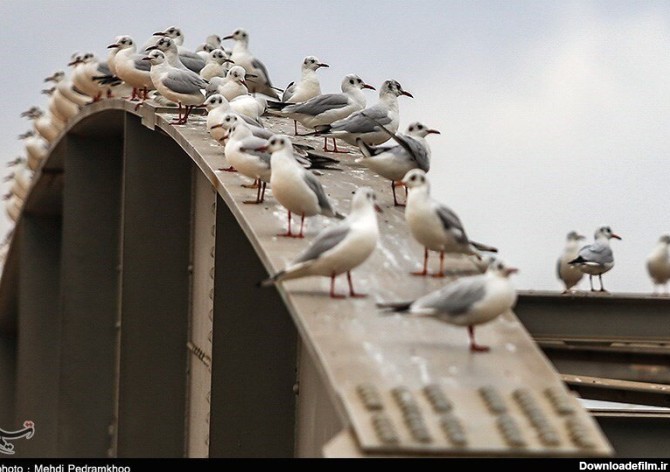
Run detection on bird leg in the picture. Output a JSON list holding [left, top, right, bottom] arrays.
[[243, 182, 266, 204], [329, 273, 346, 299], [297, 212, 306, 238], [277, 211, 297, 238], [598, 274, 608, 293], [589, 275, 595, 292], [242, 178, 260, 189], [468, 326, 490, 352], [323, 137, 350, 154], [294, 120, 299, 136], [347, 271, 367, 298], [218, 166, 237, 172], [432, 251, 445, 278], [392, 181, 406, 207], [170, 103, 184, 124], [411, 247, 429, 276]]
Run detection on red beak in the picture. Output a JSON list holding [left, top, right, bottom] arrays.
[[362, 83, 376, 90], [611, 234, 622, 240], [255, 145, 268, 152], [153, 31, 166, 36], [107, 43, 119, 49], [374, 204, 383, 214], [504, 267, 519, 276], [426, 129, 440, 135]]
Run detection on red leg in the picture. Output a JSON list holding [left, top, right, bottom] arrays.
[[277, 211, 296, 237], [330, 273, 345, 299], [411, 247, 429, 276], [242, 178, 260, 189], [347, 271, 367, 298], [392, 181, 406, 207], [294, 120, 298, 136], [171, 103, 183, 124], [469, 326, 490, 352], [243, 181, 263, 204], [218, 166, 237, 172], [297, 213, 306, 238], [432, 251, 445, 278], [329, 138, 350, 154], [259, 182, 266, 203]]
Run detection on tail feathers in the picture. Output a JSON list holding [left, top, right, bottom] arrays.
[[568, 256, 585, 265], [93, 74, 123, 86], [304, 152, 341, 171], [266, 100, 288, 111], [333, 211, 346, 220], [376, 301, 413, 313], [312, 124, 332, 136], [257, 270, 286, 288], [470, 241, 498, 253]]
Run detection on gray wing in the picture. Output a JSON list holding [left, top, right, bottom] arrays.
[[330, 104, 391, 133], [283, 93, 349, 116], [294, 223, 350, 264], [435, 204, 469, 245], [282, 81, 296, 102], [164, 70, 207, 94], [133, 54, 152, 72], [414, 276, 487, 315], [238, 135, 271, 166], [578, 242, 613, 264], [251, 58, 273, 86], [179, 51, 206, 73], [206, 77, 223, 96], [97, 61, 112, 76], [403, 136, 430, 172], [303, 172, 334, 214]]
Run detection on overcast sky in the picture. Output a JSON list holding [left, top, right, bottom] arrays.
[[1, 0, 669, 293]]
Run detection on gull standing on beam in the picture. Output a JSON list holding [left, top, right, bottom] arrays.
[[214, 65, 251, 101], [144, 50, 207, 125], [260, 187, 381, 298], [257, 135, 343, 238], [110, 36, 154, 101], [268, 74, 375, 148], [44, 72, 81, 120], [281, 56, 329, 135], [199, 48, 233, 81], [569, 226, 622, 293], [204, 94, 264, 143], [557, 231, 586, 294], [378, 258, 518, 352], [196, 34, 223, 60], [223, 28, 280, 99], [153, 26, 206, 73], [402, 169, 497, 277], [356, 121, 440, 206], [646, 235, 670, 296], [313, 79, 413, 152]]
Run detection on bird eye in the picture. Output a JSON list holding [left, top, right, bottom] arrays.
[[417, 124, 424, 130], [349, 79, 354, 85], [408, 126, 414, 132], [410, 175, 416, 181]]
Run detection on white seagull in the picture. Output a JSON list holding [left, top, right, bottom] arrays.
[[557, 231, 586, 293], [214, 65, 250, 101], [356, 121, 440, 206], [260, 187, 381, 298], [269, 74, 375, 149], [280, 56, 329, 134], [109, 35, 154, 101], [44, 71, 81, 121], [223, 28, 279, 99], [204, 94, 264, 144], [258, 135, 343, 238], [21, 107, 60, 143], [199, 48, 233, 81], [646, 235, 670, 296], [144, 50, 207, 125], [569, 226, 622, 292], [378, 258, 518, 352], [153, 26, 206, 73], [402, 169, 497, 277], [314, 79, 413, 151]]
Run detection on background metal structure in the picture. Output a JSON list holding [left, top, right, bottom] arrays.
[[0, 99, 653, 458]]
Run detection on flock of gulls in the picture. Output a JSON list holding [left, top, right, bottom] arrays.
[[3, 26, 670, 353]]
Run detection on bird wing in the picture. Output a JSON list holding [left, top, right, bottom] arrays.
[[133, 55, 152, 72], [179, 51, 206, 73], [404, 136, 430, 172], [293, 223, 350, 264], [414, 276, 487, 316], [282, 81, 296, 102], [164, 70, 207, 94], [251, 58, 273, 86], [238, 135, 272, 167], [284, 93, 349, 116], [330, 105, 391, 134], [97, 61, 113, 76], [578, 242, 614, 265], [434, 203, 469, 245], [303, 171, 334, 214]]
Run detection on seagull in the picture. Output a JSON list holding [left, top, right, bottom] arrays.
[[280, 56, 329, 134], [196, 34, 224, 60], [109, 35, 154, 101], [21, 107, 60, 143], [144, 50, 207, 125], [18, 130, 48, 170], [257, 135, 343, 238], [356, 121, 440, 206], [146, 37, 192, 72], [213, 65, 251, 101], [49, 65, 90, 107], [153, 26, 206, 73], [44, 72, 80, 121], [378, 258, 518, 352], [557, 231, 586, 294], [199, 48, 233, 81], [569, 226, 622, 292], [204, 94, 265, 144], [313, 79, 413, 151], [69, 52, 110, 101], [646, 235, 670, 296], [402, 169, 497, 277], [268, 74, 375, 149], [222, 120, 273, 203], [260, 187, 381, 298], [223, 28, 279, 99]]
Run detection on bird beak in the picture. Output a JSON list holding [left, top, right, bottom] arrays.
[[223, 58, 234, 64], [255, 145, 268, 152], [141, 56, 152, 61], [240, 79, 248, 87], [578, 234, 586, 240], [426, 129, 441, 135], [362, 83, 376, 90], [145, 45, 158, 51], [210, 123, 223, 130], [67, 59, 81, 66], [317, 63, 329, 69], [611, 234, 622, 240], [153, 31, 166, 37], [107, 43, 119, 49], [44, 75, 56, 83], [504, 267, 519, 276], [246, 73, 258, 79], [400, 90, 414, 98], [374, 204, 383, 214], [222, 34, 234, 40]]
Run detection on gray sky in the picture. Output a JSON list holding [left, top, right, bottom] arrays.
[[1, 0, 669, 293]]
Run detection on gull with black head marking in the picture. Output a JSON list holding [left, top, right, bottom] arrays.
[[153, 26, 206, 73], [260, 187, 381, 299], [256, 134, 343, 238], [223, 28, 279, 99], [557, 231, 586, 293], [402, 169, 497, 277], [569, 226, 622, 292]]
